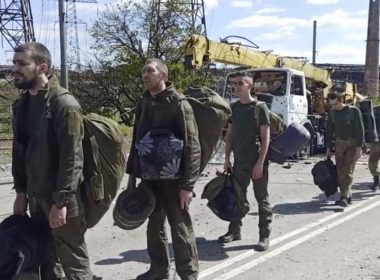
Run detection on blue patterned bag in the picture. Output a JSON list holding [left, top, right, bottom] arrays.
[[136, 129, 184, 180]]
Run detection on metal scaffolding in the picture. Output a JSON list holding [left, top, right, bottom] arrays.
[[0, 0, 35, 49], [147, 0, 207, 58], [65, 0, 96, 71]]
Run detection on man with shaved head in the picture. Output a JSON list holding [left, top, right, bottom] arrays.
[[220, 72, 273, 251]]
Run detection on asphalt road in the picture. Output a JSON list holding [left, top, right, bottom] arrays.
[[1, 155, 379, 280]]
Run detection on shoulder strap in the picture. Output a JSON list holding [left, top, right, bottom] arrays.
[[254, 101, 266, 129], [348, 106, 356, 123], [330, 110, 335, 123]]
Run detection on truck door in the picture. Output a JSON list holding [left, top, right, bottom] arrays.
[[288, 74, 308, 125]]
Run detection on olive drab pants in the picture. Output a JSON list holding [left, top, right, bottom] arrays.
[[335, 138, 362, 198], [233, 163, 272, 238], [29, 197, 92, 280], [369, 142, 380, 177], [146, 181, 198, 280]]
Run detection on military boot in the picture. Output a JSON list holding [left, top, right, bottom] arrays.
[[335, 197, 349, 207], [255, 237, 270, 252], [135, 270, 170, 280], [218, 221, 242, 243], [371, 175, 379, 191]]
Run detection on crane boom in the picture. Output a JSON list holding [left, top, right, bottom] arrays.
[[185, 34, 332, 87]]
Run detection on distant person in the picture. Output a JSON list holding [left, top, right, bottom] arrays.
[[11, 42, 92, 279], [368, 107, 380, 191], [326, 92, 364, 207], [221, 72, 272, 251], [126, 58, 201, 280]]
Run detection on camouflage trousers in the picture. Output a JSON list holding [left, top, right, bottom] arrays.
[[369, 142, 380, 177], [233, 162, 272, 238], [335, 138, 362, 198]]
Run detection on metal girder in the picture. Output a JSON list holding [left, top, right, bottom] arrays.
[[65, 0, 96, 71], [0, 0, 35, 49]]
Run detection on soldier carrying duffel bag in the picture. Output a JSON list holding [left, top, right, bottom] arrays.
[[201, 171, 249, 223]]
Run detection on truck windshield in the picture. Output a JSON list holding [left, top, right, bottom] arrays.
[[224, 70, 287, 101]]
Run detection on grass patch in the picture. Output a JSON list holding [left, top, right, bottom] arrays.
[[119, 123, 133, 151], [0, 119, 12, 138]]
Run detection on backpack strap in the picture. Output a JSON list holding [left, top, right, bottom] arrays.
[[253, 101, 266, 130]]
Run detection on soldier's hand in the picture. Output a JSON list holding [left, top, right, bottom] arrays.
[[49, 205, 67, 228], [179, 189, 193, 211], [362, 144, 368, 154], [252, 161, 264, 180], [13, 193, 28, 216], [224, 159, 232, 173], [326, 149, 332, 159], [127, 175, 136, 190]]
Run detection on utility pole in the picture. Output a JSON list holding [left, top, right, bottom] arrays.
[[364, 0, 379, 100], [0, 0, 35, 49], [58, 0, 68, 88], [312, 20, 317, 65]]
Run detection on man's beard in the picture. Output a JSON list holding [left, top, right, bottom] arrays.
[[14, 76, 36, 90]]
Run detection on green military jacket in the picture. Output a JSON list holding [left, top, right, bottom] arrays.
[[12, 75, 84, 208], [126, 82, 201, 191], [326, 105, 364, 149]]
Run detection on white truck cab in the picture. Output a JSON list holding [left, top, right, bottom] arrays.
[[223, 68, 308, 127], [223, 68, 316, 157]]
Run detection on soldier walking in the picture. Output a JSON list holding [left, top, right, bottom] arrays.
[[11, 43, 92, 279], [220, 72, 272, 251], [126, 58, 201, 280], [368, 107, 380, 190], [326, 92, 364, 207]]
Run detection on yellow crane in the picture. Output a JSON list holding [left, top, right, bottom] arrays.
[[184, 34, 364, 108]]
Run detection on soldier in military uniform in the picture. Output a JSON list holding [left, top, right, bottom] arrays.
[[368, 107, 380, 190], [326, 92, 364, 207], [11, 43, 92, 279], [220, 72, 272, 251], [126, 58, 201, 280]]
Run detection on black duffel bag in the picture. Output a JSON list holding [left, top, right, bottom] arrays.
[[0, 215, 48, 280], [311, 157, 338, 197], [202, 172, 243, 222]]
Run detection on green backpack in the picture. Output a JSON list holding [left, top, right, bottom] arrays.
[[183, 87, 232, 172], [253, 101, 285, 139], [82, 113, 128, 228], [48, 94, 127, 229]]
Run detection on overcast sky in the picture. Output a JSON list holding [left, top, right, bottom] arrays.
[[0, 0, 374, 66]]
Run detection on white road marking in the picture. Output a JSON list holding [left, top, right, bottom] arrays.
[[199, 194, 379, 279], [210, 198, 380, 280], [0, 177, 13, 185]]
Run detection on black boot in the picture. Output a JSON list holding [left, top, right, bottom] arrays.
[[218, 221, 242, 243], [135, 270, 170, 280], [371, 176, 379, 191], [255, 237, 270, 252]]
